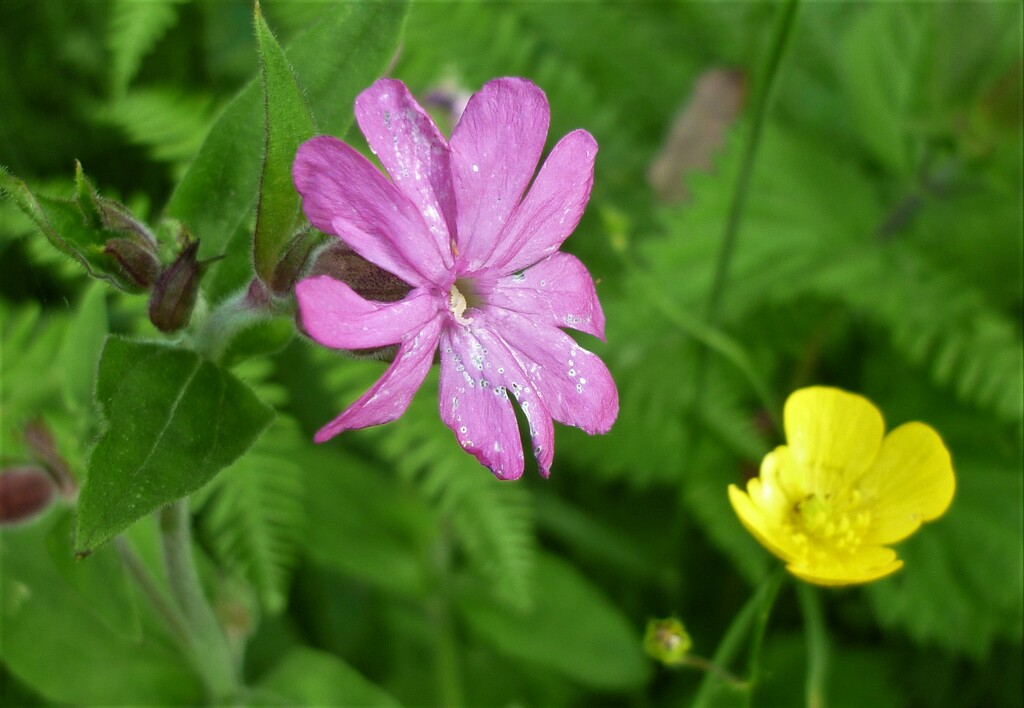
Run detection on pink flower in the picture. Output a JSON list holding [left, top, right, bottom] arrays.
[[293, 77, 618, 480]]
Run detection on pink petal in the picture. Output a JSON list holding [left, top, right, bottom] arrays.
[[488, 129, 597, 274], [296, 276, 440, 350], [293, 136, 448, 286], [490, 309, 618, 435], [479, 252, 606, 340], [449, 78, 549, 273], [315, 317, 443, 441], [438, 322, 556, 479], [355, 80, 456, 268]]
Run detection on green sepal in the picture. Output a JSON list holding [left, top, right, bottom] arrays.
[[75, 337, 274, 553], [0, 164, 158, 293]]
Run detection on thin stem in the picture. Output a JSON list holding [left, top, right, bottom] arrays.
[[160, 500, 239, 701], [703, 0, 800, 326], [744, 566, 787, 707], [798, 583, 830, 708], [115, 536, 191, 648], [693, 565, 786, 708], [679, 654, 747, 689]]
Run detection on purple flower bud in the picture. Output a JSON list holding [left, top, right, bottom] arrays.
[[148, 241, 207, 334], [0, 466, 56, 526], [309, 242, 412, 303], [104, 237, 160, 289], [269, 230, 318, 297]]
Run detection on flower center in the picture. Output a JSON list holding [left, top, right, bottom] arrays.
[[448, 278, 480, 325], [790, 490, 873, 557]]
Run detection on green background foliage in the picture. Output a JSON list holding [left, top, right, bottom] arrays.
[[1, 1, 1021, 705]]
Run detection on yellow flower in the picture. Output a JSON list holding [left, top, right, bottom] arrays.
[[728, 386, 955, 586]]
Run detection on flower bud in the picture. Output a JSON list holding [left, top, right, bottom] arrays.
[[104, 237, 160, 289], [148, 241, 207, 334], [309, 242, 412, 303], [643, 617, 692, 667], [0, 466, 56, 526], [302, 242, 413, 361], [270, 230, 318, 297]]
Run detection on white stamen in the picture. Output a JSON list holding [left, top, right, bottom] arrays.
[[449, 284, 473, 325]]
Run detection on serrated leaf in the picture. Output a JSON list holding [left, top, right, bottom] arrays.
[[252, 3, 315, 287], [165, 1, 409, 272], [458, 552, 650, 690], [75, 337, 274, 552], [0, 168, 140, 292]]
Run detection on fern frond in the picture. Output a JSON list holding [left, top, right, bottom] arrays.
[[93, 88, 216, 170], [107, 0, 187, 95], [197, 416, 306, 614]]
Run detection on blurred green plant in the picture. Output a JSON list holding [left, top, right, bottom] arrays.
[[1, 1, 1021, 706]]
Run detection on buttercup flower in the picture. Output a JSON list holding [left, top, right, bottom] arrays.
[[728, 386, 955, 586], [293, 77, 618, 479]]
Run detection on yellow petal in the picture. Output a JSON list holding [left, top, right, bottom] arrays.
[[784, 387, 885, 492], [860, 422, 955, 545], [786, 545, 903, 587], [753, 447, 802, 516], [728, 484, 801, 563]]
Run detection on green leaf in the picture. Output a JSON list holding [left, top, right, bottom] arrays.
[[0, 167, 139, 292], [0, 509, 203, 704], [458, 552, 650, 690], [252, 2, 315, 288], [75, 337, 274, 552], [165, 1, 409, 269], [257, 646, 401, 707]]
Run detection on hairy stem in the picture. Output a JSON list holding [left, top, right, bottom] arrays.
[[160, 500, 239, 700], [115, 536, 190, 647]]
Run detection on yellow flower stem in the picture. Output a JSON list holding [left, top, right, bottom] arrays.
[[798, 583, 830, 708], [693, 565, 786, 708]]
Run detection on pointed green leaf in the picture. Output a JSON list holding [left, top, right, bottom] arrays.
[[252, 3, 315, 288], [165, 1, 409, 278], [75, 337, 274, 552]]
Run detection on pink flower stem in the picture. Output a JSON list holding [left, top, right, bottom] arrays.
[[159, 499, 240, 700]]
